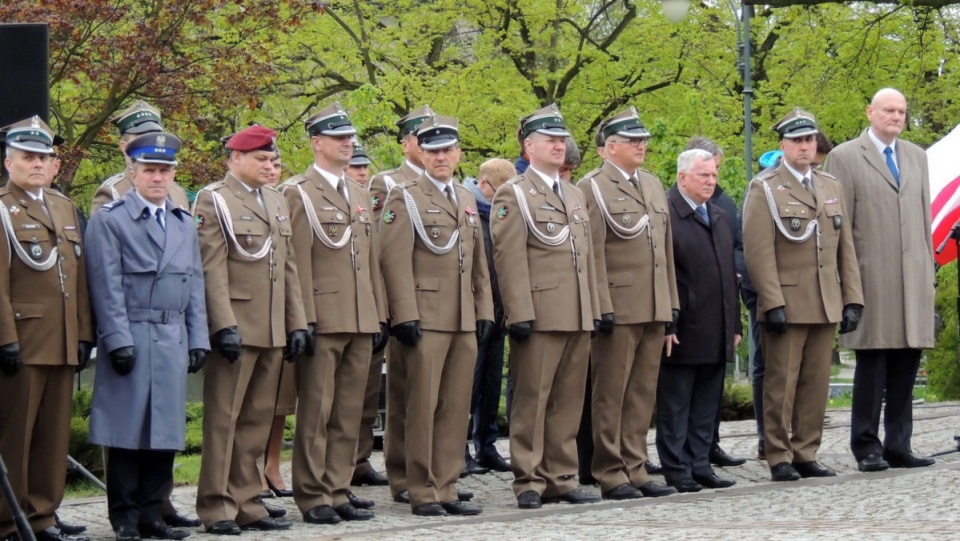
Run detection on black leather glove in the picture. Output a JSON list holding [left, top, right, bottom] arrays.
[[0, 342, 21, 376], [188, 349, 209, 374], [509, 321, 533, 343], [304, 323, 317, 357], [391, 320, 422, 347], [665, 308, 680, 335], [77, 341, 94, 373], [599, 313, 614, 334], [839, 304, 863, 335], [285, 329, 309, 363], [110, 346, 136, 376], [372, 322, 390, 354], [213, 326, 242, 363], [476, 320, 494, 345], [765, 307, 788, 335]]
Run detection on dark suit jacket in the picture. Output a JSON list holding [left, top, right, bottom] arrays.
[[664, 186, 741, 365]]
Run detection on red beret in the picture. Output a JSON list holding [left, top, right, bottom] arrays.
[[225, 125, 277, 152]]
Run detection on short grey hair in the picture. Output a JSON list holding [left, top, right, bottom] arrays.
[[684, 136, 724, 158], [677, 149, 715, 173], [564, 137, 581, 167]]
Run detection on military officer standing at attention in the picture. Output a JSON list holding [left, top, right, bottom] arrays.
[[85, 132, 209, 541], [360, 105, 433, 498], [345, 141, 372, 187], [280, 103, 388, 525], [193, 125, 309, 535], [378, 115, 494, 516], [92, 100, 191, 215], [491, 105, 601, 510], [743, 109, 863, 482], [578, 107, 678, 500], [0, 116, 94, 541], [825, 89, 937, 473]]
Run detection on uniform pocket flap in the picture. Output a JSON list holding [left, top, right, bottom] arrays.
[[12, 302, 43, 320], [779, 270, 799, 286], [532, 273, 559, 291], [230, 281, 253, 300], [415, 277, 440, 291], [314, 275, 341, 294]]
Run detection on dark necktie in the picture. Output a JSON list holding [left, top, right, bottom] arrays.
[[445, 184, 457, 211], [628, 174, 640, 192], [155, 208, 165, 231], [695, 204, 710, 226], [337, 178, 349, 204], [802, 176, 816, 199], [884, 146, 900, 186], [552, 180, 563, 202]]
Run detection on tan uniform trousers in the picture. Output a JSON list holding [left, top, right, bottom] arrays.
[[353, 348, 385, 478], [394, 330, 476, 507], [590, 322, 664, 492], [384, 340, 407, 498], [0, 365, 73, 537], [761, 323, 835, 466], [196, 346, 282, 527], [510, 331, 590, 498], [293, 333, 372, 510]]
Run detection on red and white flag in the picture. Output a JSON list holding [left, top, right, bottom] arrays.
[[929, 124, 960, 265]]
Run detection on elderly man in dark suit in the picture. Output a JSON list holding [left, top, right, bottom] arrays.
[[825, 88, 936, 472], [657, 149, 741, 493]]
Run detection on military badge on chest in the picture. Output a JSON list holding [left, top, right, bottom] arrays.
[[29, 243, 43, 260], [791, 218, 801, 232], [383, 210, 396, 224]]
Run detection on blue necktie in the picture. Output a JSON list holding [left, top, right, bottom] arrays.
[[696, 204, 710, 226], [884, 146, 900, 186], [155, 208, 165, 231]]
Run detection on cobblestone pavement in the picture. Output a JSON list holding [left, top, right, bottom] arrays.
[[57, 402, 960, 540]]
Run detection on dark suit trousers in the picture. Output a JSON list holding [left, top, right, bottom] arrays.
[[741, 287, 765, 445], [384, 340, 408, 499], [576, 361, 594, 482], [656, 362, 725, 484], [0, 365, 73, 537], [353, 347, 384, 478], [850, 348, 922, 460], [107, 448, 175, 529], [470, 331, 506, 461]]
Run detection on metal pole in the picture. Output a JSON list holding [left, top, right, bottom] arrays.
[[743, 4, 754, 182]]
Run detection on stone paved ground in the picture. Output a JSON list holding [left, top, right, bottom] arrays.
[[57, 402, 960, 540]]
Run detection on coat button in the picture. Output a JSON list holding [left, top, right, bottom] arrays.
[[14, 312, 20, 318]]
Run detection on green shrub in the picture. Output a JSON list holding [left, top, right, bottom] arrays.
[[928, 263, 960, 400], [720, 381, 755, 421]]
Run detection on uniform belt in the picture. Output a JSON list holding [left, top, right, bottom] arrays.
[[128, 309, 184, 324]]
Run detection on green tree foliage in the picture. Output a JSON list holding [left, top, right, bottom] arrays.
[[929, 263, 960, 399]]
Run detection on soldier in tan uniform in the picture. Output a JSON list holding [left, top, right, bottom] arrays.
[[743, 109, 863, 482], [345, 141, 372, 187], [491, 105, 601, 509], [0, 117, 93, 541], [379, 115, 494, 516], [578, 107, 678, 500], [91, 100, 191, 215], [280, 103, 388, 525], [193, 125, 309, 534], [362, 105, 432, 498]]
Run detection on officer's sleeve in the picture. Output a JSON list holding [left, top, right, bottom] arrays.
[[283, 183, 316, 324], [368, 206, 389, 324], [369, 175, 390, 223], [184, 224, 210, 351], [90, 185, 114, 215], [467, 194, 494, 322], [0, 217, 16, 346], [84, 211, 132, 352], [742, 179, 785, 314], [490, 183, 535, 324], [836, 188, 864, 307], [580, 178, 612, 315], [378, 187, 419, 325], [278, 196, 307, 333], [663, 195, 680, 312], [73, 205, 94, 344], [194, 189, 237, 334]]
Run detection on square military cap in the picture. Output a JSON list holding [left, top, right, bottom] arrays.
[[1, 116, 60, 154], [349, 141, 372, 166], [601, 106, 651, 140], [519, 103, 570, 140], [125, 132, 182, 165], [305, 102, 357, 137], [110, 100, 163, 135], [396, 104, 434, 142], [417, 114, 459, 150], [772, 108, 818, 139]]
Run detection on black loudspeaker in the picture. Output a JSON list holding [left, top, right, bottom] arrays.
[[0, 23, 49, 127]]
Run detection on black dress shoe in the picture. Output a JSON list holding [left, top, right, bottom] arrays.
[[34, 527, 89, 541], [857, 453, 890, 472], [693, 473, 736, 489], [670, 478, 703, 493], [138, 520, 189, 540], [114, 525, 141, 541], [163, 514, 201, 529], [460, 457, 489, 477], [56, 514, 87, 535], [412, 502, 447, 517], [542, 488, 601, 505], [793, 461, 836, 478], [204, 520, 240, 536], [393, 490, 411, 504], [770, 462, 801, 482], [476, 454, 511, 473], [259, 489, 274, 499], [644, 460, 664, 474], [884, 452, 935, 469], [258, 499, 287, 518], [517, 490, 542, 509], [239, 517, 292, 531], [266, 479, 293, 498], [636, 481, 677, 497], [303, 505, 342, 525], [601, 483, 642, 500], [710, 446, 747, 467], [441, 500, 482, 515], [457, 488, 474, 501], [334, 503, 374, 521], [351, 469, 390, 486], [347, 491, 375, 509]]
